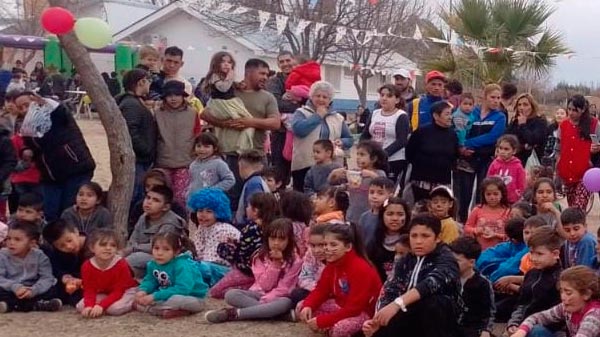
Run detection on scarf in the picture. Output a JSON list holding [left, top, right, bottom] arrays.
[[20, 98, 59, 138]]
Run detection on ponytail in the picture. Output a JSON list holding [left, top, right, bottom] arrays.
[[318, 186, 350, 219], [324, 222, 371, 264], [152, 229, 197, 259]]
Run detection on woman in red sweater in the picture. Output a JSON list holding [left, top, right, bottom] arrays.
[[297, 223, 381, 337], [76, 229, 138, 318], [557, 95, 600, 210]]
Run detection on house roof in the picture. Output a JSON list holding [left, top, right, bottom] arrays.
[[113, 1, 264, 53]]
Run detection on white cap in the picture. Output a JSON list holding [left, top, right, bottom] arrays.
[[393, 69, 411, 78]]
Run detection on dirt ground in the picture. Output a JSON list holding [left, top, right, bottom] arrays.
[[2, 119, 598, 337]]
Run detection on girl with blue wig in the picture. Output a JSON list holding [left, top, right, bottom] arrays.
[[188, 188, 240, 286]]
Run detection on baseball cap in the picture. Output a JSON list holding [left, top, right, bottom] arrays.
[[425, 70, 446, 83], [393, 69, 411, 79], [430, 185, 454, 199]]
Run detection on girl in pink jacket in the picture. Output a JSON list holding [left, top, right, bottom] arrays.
[[205, 218, 303, 323], [487, 135, 526, 204]]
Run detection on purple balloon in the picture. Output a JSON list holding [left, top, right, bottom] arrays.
[[583, 168, 600, 192]]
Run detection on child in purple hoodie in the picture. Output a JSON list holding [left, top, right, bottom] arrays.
[[487, 135, 526, 204]]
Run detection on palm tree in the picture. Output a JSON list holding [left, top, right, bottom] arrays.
[[425, 0, 570, 85]]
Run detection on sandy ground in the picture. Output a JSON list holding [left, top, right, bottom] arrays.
[[2, 119, 597, 337]]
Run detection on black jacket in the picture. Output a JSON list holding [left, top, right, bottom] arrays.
[[377, 244, 461, 311], [508, 262, 561, 327], [266, 73, 300, 114], [0, 126, 16, 184], [107, 78, 121, 97], [505, 116, 548, 165], [116, 93, 157, 165], [25, 104, 95, 183], [460, 272, 494, 334], [406, 123, 459, 184]]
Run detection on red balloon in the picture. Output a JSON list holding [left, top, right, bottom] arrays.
[[368, 0, 378, 4], [40, 7, 75, 35]]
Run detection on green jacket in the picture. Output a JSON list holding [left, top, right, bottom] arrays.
[[139, 252, 208, 302]]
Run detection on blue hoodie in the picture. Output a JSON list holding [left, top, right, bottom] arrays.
[[406, 94, 443, 130], [139, 252, 208, 302], [476, 241, 528, 282], [464, 106, 507, 157], [562, 232, 597, 269]]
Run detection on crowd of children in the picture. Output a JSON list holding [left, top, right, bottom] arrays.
[[2, 48, 600, 337]]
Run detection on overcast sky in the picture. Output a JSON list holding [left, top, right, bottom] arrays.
[[430, 0, 597, 86]]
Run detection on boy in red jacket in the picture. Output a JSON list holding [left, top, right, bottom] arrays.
[[285, 55, 321, 91], [297, 224, 381, 337]]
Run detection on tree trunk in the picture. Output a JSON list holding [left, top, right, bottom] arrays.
[[48, 0, 135, 237], [352, 72, 368, 107]]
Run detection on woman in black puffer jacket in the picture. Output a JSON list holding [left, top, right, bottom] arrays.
[[15, 92, 95, 221]]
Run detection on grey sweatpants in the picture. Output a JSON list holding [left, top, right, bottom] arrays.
[[136, 295, 206, 315], [126, 252, 153, 279], [224, 289, 292, 320]]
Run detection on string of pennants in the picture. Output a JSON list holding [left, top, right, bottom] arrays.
[[182, 0, 575, 59]]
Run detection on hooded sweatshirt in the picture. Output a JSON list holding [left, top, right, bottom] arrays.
[[128, 210, 187, 254], [155, 104, 200, 169], [487, 156, 526, 203], [138, 252, 208, 302], [0, 248, 56, 297], [464, 107, 507, 159], [60, 205, 113, 235], [301, 249, 381, 329], [249, 253, 303, 303], [285, 61, 321, 90], [188, 155, 236, 194]]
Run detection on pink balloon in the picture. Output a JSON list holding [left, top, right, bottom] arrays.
[[40, 7, 75, 35], [583, 168, 600, 192]]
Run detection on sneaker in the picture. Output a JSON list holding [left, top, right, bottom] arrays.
[[205, 308, 236, 323], [280, 309, 297, 322], [0, 301, 8, 313], [33, 298, 62, 312], [161, 309, 193, 319]]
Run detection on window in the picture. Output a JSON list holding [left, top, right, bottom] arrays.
[[367, 73, 387, 94], [323, 65, 341, 91]]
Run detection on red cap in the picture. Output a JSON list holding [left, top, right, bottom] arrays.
[[426, 70, 446, 83]]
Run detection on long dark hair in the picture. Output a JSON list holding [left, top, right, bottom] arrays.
[[317, 186, 350, 218], [152, 230, 197, 258], [368, 197, 410, 266], [357, 140, 389, 173], [248, 193, 280, 226], [479, 177, 510, 209], [203, 51, 236, 94], [568, 94, 592, 140], [254, 218, 297, 265]]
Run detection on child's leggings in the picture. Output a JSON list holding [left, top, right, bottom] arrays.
[[225, 289, 293, 320], [314, 299, 370, 337], [76, 287, 137, 315], [136, 295, 206, 314], [209, 267, 254, 299], [163, 168, 190, 209]]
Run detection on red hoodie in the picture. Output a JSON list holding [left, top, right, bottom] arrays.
[[285, 61, 321, 90], [301, 249, 381, 329], [10, 134, 40, 184], [487, 156, 526, 203]]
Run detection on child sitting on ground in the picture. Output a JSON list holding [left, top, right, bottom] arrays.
[[449, 237, 495, 337], [560, 207, 597, 268], [428, 185, 461, 244], [304, 140, 342, 197], [212, 193, 280, 299], [187, 132, 235, 195], [506, 227, 563, 335], [262, 167, 285, 201], [476, 217, 528, 283], [125, 185, 187, 278], [0, 221, 61, 313], [60, 182, 112, 235], [359, 177, 395, 248], [135, 231, 208, 319], [77, 229, 138, 318], [510, 266, 600, 337], [10, 192, 46, 229], [290, 224, 328, 307], [205, 219, 303, 323], [42, 220, 90, 306], [235, 150, 270, 226], [313, 186, 350, 225], [279, 190, 313, 256], [298, 223, 381, 337], [188, 188, 240, 268]]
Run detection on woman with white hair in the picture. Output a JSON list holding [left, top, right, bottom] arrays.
[[291, 81, 353, 191]]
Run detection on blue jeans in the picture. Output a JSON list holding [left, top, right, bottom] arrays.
[[131, 162, 151, 211], [528, 326, 556, 337], [43, 172, 93, 222]]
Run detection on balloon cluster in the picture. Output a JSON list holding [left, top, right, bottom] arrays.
[[40, 7, 113, 49]]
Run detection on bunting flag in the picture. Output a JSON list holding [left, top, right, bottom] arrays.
[[276, 15, 289, 35], [232, 6, 250, 15], [413, 24, 422, 40], [336, 26, 347, 43], [295, 19, 312, 35], [258, 11, 271, 31]]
